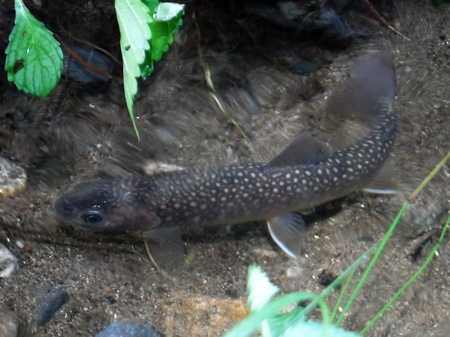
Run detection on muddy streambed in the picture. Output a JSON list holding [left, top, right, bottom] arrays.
[[0, 0, 449, 336]]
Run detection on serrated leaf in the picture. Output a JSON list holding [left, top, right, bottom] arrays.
[[115, 0, 153, 140], [141, 0, 159, 13], [4, 0, 63, 98], [151, 4, 183, 60], [247, 265, 280, 312], [153, 2, 184, 22], [140, 2, 184, 77]]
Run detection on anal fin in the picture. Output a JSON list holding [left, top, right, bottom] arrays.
[[363, 160, 398, 194], [267, 213, 306, 258], [142, 226, 185, 279]]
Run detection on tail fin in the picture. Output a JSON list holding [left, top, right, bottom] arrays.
[[327, 51, 396, 122]]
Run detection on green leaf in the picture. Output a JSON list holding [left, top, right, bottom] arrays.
[[5, 0, 63, 98], [115, 0, 184, 139], [247, 265, 279, 312], [115, 0, 153, 140], [141, 2, 184, 78], [153, 2, 184, 22], [281, 320, 360, 337]]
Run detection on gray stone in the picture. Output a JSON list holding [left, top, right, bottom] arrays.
[[0, 306, 18, 337], [95, 322, 158, 337], [0, 244, 19, 278]]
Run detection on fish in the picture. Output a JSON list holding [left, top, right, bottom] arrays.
[[54, 51, 397, 275]]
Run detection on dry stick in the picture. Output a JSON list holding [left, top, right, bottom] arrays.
[[193, 14, 255, 153], [56, 18, 122, 66], [55, 34, 116, 80], [361, 0, 411, 42]]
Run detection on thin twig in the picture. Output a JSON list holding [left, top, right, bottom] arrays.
[[361, 0, 411, 41]]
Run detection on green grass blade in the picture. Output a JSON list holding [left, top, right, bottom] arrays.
[[360, 214, 450, 334], [5, 0, 63, 98], [223, 292, 322, 337], [331, 261, 359, 323], [335, 201, 408, 326], [337, 151, 450, 327], [297, 243, 379, 321]]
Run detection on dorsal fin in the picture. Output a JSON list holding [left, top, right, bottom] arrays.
[[266, 132, 329, 168], [327, 51, 396, 123]]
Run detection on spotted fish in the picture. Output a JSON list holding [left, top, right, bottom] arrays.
[[55, 51, 397, 275]]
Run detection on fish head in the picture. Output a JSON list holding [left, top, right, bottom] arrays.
[[54, 178, 162, 231]]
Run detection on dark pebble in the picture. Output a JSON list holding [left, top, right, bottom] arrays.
[[37, 287, 69, 326], [95, 322, 159, 337]]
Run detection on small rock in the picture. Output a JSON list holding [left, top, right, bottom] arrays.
[[37, 287, 69, 326], [0, 243, 19, 278], [95, 322, 158, 337], [0, 156, 27, 197], [0, 306, 19, 337]]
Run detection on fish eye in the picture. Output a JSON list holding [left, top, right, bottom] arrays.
[[81, 210, 105, 225]]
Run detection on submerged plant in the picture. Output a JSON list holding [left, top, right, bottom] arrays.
[[4, 0, 184, 139], [224, 152, 450, 336]]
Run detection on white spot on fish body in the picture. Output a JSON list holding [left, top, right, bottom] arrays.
[[272, 172, 283, 178], [317, 169, 323, 175], [285, 173, 291, 179], [305, 170, 312, 176]]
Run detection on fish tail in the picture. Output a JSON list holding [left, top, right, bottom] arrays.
[[327, 51, 396, 124]]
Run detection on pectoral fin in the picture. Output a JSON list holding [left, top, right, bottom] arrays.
[[267, 213, 306, 258], [142, 226, 185, 278]]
